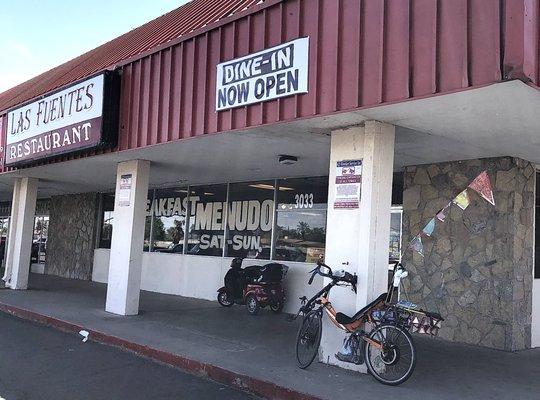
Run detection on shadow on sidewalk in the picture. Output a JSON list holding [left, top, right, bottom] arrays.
[[0, 273, 539, 400]]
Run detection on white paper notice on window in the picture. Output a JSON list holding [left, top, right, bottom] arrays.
[[334, 159, 362, 209], [118, 174, 132, 207]]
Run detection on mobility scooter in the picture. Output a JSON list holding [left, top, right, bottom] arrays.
[[217, 258, 289, 315]]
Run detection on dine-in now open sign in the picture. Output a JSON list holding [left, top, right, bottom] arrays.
[[216, 37, 309, 111]]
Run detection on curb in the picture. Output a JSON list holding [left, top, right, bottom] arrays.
[[0, 303, 319, 400]]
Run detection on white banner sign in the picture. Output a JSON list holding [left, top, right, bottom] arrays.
[[216, 37, 309, 111], [5, 74, 105, 165]]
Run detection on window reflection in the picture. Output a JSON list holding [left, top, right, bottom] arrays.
[[186, 184, 228, 256], [535, 172, 540, 278], [225, 181, 274, 259], [149, 188, 188, 254], [32, 215, 49, 264], [95, 176, 404, 265], [274, 177, 328, 262], [99, 194, 115, 249], [389, 207, 403, 262], [0, 217, 8, 271]]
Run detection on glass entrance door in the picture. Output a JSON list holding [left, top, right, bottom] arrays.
[[32, 216, 49, 265], [532, 172, 540, 347]]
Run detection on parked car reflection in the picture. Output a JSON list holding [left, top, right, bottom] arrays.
[[155, 243, 184, 253]]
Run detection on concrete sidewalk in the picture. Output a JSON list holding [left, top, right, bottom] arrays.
[[0, 274, 539, 400]]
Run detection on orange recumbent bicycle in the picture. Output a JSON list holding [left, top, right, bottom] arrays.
[[292, 259, 443, 386]]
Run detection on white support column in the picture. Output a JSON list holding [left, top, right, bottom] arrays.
[[105, 159, 150, 316], [320, 121, 395, 370], [2, 177, 38, 290]]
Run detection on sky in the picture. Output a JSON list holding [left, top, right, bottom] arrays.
[[0, 0, 190, 93]]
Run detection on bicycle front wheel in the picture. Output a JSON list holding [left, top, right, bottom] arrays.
[[365, 324, 416, 385], [296, 310, 322, 369]]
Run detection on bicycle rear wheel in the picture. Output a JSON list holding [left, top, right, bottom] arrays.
[[296, 310, 322, 369], [364, 324, 416, 385]]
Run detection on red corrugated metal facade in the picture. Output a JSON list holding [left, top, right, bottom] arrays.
[[2, 0, 540, 172], [116, 0, 504, 151]]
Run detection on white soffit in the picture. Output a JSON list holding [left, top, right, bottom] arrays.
[[0, 80, 538, 200], [359, 80, 540, 165]]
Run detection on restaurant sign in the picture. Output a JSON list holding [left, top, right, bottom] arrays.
[[4, 72, 120, 165], [216, 37, 309, 111]]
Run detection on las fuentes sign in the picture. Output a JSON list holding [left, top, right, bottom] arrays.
[[4, 72, 119, 165]]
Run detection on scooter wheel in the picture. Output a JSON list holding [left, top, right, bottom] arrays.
[[217, 291, 234, 307], [246, 294, 260, 315]]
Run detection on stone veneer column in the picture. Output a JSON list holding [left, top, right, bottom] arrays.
[[402, 157, 534, 350], [45, 193, 100, 280], [320, 121, 395, 370]]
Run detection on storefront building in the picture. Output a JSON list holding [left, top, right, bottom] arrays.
[[1, 0, 540, 370]]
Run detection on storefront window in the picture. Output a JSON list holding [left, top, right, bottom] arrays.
[[99, 192, 153, 251], [389, 207, 403, 262], [225, 181, 274, 259], [32, 215, 49, 264], [148, 188, 188, 253], [186, 184, 228, 256], [95, 177, 407, 264], [0, 217, 8, 271], [274, 177, 328, 262], [535, 172, 540, 279], [99, 194, 115, 249]]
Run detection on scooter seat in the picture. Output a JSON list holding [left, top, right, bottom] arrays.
[[335, 293, 388, 325]]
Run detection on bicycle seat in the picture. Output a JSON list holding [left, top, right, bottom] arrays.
[[335, 293, 388, 325]]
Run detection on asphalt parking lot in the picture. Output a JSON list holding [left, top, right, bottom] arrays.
[[0, 313, 258, 400]]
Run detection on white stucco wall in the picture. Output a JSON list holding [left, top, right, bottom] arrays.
[[93, 248, 321, 314]]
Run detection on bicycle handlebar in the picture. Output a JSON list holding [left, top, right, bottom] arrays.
[[309, 262, 357, 292]]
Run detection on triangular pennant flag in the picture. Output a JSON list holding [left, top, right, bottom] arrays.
[[410, 235, 424, 257], [436, 208, 447, 222], [422, 218, 436, 236], [468, 170, 495, 206], [453, 189, 470, 210]]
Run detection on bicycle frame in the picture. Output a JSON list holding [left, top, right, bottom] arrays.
[[296, 260, 408, 339], [300, 260, 403, 316], [295, 260, 420, 384], [299, 279, 370, 334]]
